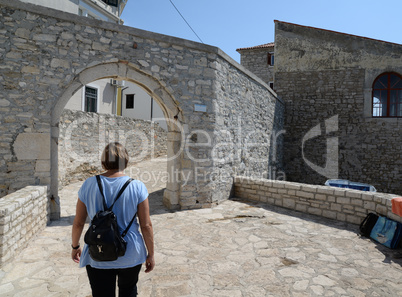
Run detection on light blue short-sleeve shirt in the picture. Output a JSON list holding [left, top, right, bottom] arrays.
[[78, 175, 148, 269]]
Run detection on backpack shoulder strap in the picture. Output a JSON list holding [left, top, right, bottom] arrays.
[[121, 212, 137, 238], [96, 175, 108, 210], [95, 176, 137, 236], [109, 178, 133, 210], [96, 176, 133, 211], [115, 178, 137, 237]]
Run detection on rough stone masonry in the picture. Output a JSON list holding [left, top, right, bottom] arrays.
[[0, 0, 283, 218], [273, 21, 402, 195], [58, 109, 168, 187]]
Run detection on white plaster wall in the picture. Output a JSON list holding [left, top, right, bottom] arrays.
[[122, 83, 151, 120], [96, 79, 115, 114], [122, 83, 168, 130], [64, 79, 115, 114], [18, 0, 120, 22], [152, 101, 167, 130], [18, 0, 78, 14], [78, 0, 114, 22], [64, 89, 82, 111]]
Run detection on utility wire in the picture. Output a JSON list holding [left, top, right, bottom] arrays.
[[168, 0, 204, 43]]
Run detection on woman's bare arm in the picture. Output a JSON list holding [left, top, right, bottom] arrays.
[[137, 198, 155, 272], [71, 198, 87, 263]]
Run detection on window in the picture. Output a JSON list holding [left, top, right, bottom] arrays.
[[102, 0, 119, 7], [126, 94, 134, 109], [269, 81, 274, 90], [372, 72, 402, 117], [85, 86, 97, 112], [267, 52, 274, 66]]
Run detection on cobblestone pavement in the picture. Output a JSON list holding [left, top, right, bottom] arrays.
[[0, 156, 402, 296]]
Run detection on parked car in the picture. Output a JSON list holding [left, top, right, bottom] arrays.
[[325, 179, 377, 192]]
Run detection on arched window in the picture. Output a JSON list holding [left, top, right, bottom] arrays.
[[372, 72, 402, 117]]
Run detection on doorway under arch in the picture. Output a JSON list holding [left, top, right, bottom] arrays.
[[50, 62, 184, 219]]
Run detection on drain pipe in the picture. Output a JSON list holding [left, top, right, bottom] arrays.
[[120, 86, 129, 116]]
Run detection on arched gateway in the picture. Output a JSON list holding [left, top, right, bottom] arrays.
[[0, 0, 283, 219]]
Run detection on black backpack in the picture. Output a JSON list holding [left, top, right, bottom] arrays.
[[359, 212, 379, 237], [84, 175, 137, 262]]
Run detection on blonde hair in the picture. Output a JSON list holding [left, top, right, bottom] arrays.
[[101, 142, 129, 171]]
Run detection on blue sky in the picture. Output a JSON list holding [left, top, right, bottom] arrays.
[[121, 0, 402, 63]]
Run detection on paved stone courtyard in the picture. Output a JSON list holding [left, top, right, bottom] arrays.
[[0, 156, 401, 296]]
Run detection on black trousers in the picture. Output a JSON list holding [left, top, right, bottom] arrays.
[[86, 264, 142, 297]]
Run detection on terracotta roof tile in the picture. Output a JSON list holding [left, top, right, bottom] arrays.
[[236, 42, 274, 52]]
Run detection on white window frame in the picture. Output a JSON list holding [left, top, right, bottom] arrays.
[[81, 84, 100, 113], [268, 52, 275, 67]]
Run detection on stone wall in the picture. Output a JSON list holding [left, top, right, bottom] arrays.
[[58, 109, 167, 187], [0, 1, 283, 215], [237, 48, 275, 86], [210, 58, 284, 204], [169, 54, 284, 209], [0, 185, 49, 266], [274, 21, 402, 195], [234, 177, 402, 225]]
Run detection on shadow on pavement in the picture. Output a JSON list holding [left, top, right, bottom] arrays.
[[231, 197, 402, 266]]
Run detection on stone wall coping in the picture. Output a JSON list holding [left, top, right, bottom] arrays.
[[234, 176, 398, 198], [0, 186, 48, 216], [0, 185, 49, 266], [234, 176, 401, 224], [0, 0, 282, 104]]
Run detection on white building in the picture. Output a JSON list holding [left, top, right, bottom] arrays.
[[20, 0, 167, 129], [64, 79, 167, 130], [20, 0, 127, 24], [120, 81, 166, 129]]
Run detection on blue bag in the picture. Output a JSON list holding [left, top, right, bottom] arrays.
[[369, 216, 402, 249]]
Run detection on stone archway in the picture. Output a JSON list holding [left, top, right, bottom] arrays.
[[1, 1, 282, 221], [51, 62, 184, 218]]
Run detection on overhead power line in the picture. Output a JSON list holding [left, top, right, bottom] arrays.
[[168, 0, 204, 44]]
